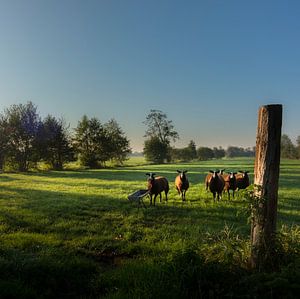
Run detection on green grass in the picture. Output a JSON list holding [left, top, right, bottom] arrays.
[[0, 158, 299, 298]]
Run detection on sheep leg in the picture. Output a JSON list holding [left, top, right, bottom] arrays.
[[149, 194, 153, 206], [154, 194, 158, 206]]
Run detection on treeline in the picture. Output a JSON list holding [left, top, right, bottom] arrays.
[[170, 142, 255, 162], [142, 109, 255, 163], [0, 102, 131, 171], [0, 104, 298, 171], [281, 134, 300, 159]]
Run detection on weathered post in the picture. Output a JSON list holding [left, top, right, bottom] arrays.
[[250, 104, 282, 270]]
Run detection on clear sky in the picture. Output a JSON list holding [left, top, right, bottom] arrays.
[[0, 0, 299, 151]]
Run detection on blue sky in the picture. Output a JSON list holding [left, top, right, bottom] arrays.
[[0, 0, 299, 151]]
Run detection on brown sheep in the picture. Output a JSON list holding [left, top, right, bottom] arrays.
[[205, 169, 225, 190], [236, 170, 250, 190], [207, 170, 225, 201], [223, 172, 237, 200], [146, 173, 169, 206], [175, 170, 189, 201]]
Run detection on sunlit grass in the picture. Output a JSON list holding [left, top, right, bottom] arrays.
[[0, 157, 299, 298]]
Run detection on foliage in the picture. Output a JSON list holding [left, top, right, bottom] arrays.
[[3, 101, 42, 171], [73, 116, 131, 168], [0, 114, 9, 170], [213, 146, 226, 159], [38, 115, 74, 170], [73, 115, 110, 168], [281, 134, 298, 159], [226, 146, 255, 158], [171, 140, 197, 162], [143, 136, 169, 163], [143, 109, 179, 145], [104, 119, 131, 165], [143, 109, 178, 163], [197, 146, 214, 160]]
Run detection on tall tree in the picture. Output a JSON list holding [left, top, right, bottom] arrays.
[[143, 110, 179, 163], [281, 134, 297, 159], [104, 119, 131, 165], [187, 140, 197, 160], [0, 114, 9, 170], [143, 110, 179, 145], [143, 136, 169, 164], [296, 135, 300, 159], [38, 115, 73, 170], [213, 147, 226, 159], [73, 115, 109, 168], [4, 101, 41, 171], [197, 147, 214, 160]]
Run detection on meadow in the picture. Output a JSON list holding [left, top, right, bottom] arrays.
[[0, 157, 299, 298]]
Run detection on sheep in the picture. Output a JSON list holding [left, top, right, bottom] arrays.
[[236, 170, 250, 190], [207, 170, 225, 201], [146, 173, 169, 206], [223, 172, 237, 200], [175, 170, 189, 201], [205, 169, 225, 190]]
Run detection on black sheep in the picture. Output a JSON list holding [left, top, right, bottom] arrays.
[[236, 170, 250, 190], [205, 169, 225, 190], [208, 170, 225, 201]]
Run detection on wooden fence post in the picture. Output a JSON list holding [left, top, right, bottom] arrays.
[[250, 104, 282, 270]]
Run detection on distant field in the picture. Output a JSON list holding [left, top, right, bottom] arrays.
[[0, 158, 299, 298]]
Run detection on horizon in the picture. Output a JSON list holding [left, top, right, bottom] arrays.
[[1, 1, 299, 152]]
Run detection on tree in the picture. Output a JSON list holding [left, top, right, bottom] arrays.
[[143, 110, 179, 163], [104, 119, 131, 165], [38, 115, 74, 170], [4, 101, 41, 171], [0, 114, 9, 170], [296, 136, 300, 159], [213, 147, 225, 159], [281, 134, 297, 159], [197, 147, 214, 160], [73, 115, 109, 168], [186, 140, 197, 160], [170, 140, 197, 162], [143, 136, 169, 164]]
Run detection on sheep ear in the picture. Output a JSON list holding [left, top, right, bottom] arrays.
[[184, 170, 188, 173], [233, 172, 237, 175], [238, 170, 244, 173], [209, 170, 214, 173], [146, 173, 150, 176], [177, 170, 181, 173]]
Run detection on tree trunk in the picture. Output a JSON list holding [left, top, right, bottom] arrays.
[[250, 104, 282, 271]]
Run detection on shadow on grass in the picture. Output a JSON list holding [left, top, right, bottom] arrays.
[[0, 184, 249, 238]]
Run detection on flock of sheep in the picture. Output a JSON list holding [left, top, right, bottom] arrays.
[[145, 170, 250, 205]]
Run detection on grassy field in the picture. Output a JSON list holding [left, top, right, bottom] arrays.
[[0, 158, 299, 298]]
